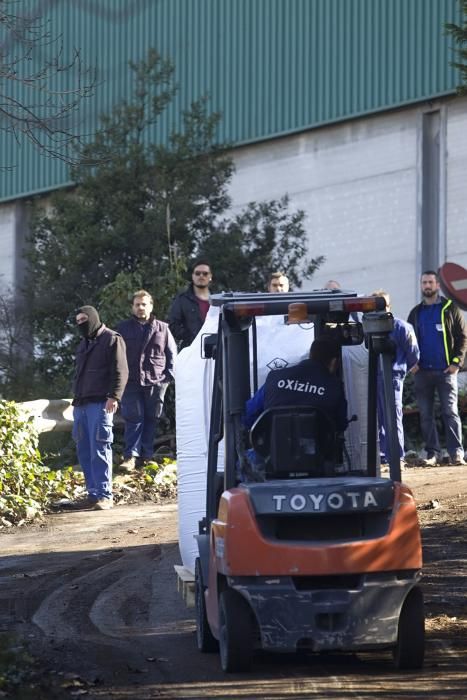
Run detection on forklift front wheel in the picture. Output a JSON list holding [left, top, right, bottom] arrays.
[[219, 589, 254, 672], [393, 586, 425, 670], [195, 558, 218, 653]]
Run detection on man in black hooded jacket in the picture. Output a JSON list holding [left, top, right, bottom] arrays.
[[72, 306, 128, 509], [168, 260, 212, 348]]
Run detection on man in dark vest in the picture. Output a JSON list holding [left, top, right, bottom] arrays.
[[72, 306, 128, 509], [117, 290, 177, 470]]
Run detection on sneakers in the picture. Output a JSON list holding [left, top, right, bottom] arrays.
[[118, 454, 155, 471], [53, 494, 98, 510], [137, 457, 154, 468], [421, 452, 466, 466], [119, 456, 137, 472], [94, 497, 113, 510]]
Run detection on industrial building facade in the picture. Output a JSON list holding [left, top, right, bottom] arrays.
[[0, 0, 465, 317]]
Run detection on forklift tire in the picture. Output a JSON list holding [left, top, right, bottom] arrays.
[[393, 587, 425, 670], [219, 589, 254, 672], [195, 558, 218, 653]]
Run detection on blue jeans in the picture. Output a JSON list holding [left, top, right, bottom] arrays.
[[72, 402, 113, 499], [414, 369, 463, 458], [377, 375, 405, 461], [120, 383, 168, 459]]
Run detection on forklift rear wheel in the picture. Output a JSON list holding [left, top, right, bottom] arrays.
[[195, 558, 218, 653], [393, 587, 425, 669], [219, 589, 254, 672]]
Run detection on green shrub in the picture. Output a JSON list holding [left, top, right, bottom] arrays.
[[0, 401, 81, 526]]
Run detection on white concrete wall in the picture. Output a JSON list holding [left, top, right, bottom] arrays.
[[0, 203, 18, 294], [446, 99, 467, 267], [0, 199, 49, 303], [228, 97, 467, 321]]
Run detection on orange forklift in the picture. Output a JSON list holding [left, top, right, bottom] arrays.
[[195, 289, 424, 672]]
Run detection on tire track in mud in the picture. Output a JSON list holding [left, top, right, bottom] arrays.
[[32, 545, 161, 643], [1, 495, 467, 698], [0, 504, 182, 687]]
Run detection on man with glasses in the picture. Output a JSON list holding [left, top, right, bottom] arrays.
[[168, 260, 213, 348]]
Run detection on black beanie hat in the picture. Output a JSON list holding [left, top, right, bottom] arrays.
[[77, 305, 102, 339]]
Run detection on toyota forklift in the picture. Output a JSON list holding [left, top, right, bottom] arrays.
[[194, 289, 424, 672]]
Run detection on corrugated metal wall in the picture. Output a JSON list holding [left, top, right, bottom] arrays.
[[0, 0, 459, 202]]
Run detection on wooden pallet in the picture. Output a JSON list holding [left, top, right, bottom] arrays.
[[174, 565, 195, 608]]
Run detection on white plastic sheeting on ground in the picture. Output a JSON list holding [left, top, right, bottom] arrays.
[[175, 308, 371, 572]]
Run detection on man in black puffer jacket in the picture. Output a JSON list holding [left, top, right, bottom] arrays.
[[73, 306, 128, 510]]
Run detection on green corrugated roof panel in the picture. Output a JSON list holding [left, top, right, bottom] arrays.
[[0, 0, 460, 202]]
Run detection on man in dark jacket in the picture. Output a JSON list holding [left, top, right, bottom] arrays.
[[73, 306, 128, 509], [407, 270, 467, 466], [243, 337, 348, 478], [244, 337, 348, 431], [117, 290, 177, 470], [168, 260, 212, 348]]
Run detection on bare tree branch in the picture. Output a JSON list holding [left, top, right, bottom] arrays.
[[0, 0, 98, 167]]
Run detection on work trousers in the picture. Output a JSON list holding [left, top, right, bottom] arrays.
[[120, 383, 168, 459], [72, 402, 113, 499], [377, 375, 405, 462], [414, 369, 463, 458]]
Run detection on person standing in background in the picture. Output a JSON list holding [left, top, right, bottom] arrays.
[[407, 271, 467, 466], [268, 271, 290, 292], [168, 260, 212, 348], [117, 290, 176, 471], [72, 306, 128, 510], [324, 280, 341, 290], [371, 290, 419, 464]]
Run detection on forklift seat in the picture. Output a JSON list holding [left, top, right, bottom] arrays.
[[249, 406, 338, 478]]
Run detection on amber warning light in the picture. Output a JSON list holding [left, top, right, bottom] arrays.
[[287, 303, 308, 323]]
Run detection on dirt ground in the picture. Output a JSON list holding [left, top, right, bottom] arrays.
[[0, 464, 466, 699]]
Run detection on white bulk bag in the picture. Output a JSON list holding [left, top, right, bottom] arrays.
[[175, 306, 220, 574], [342, 344, 374, 472]]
